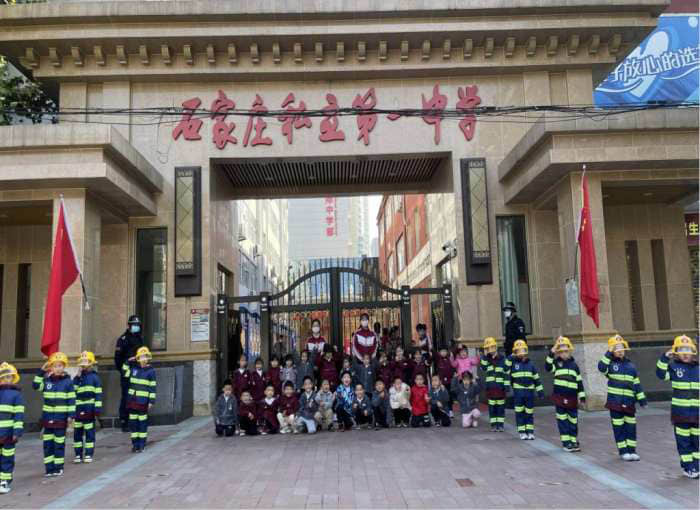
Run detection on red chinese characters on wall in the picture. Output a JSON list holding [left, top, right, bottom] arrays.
[[210, 90, 237, 150], [319, 94, 345, 142], [324, 197, 337, 237], [352, 88, 377, 146], [279, 93, 312, 144], [172, 84, 481, 147], [421, 84, 448, 145], [456, 85, 482, 142], [172, 98, 203, 141], [242, 94, 273, 147]]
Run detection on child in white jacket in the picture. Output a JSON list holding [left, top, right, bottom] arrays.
[[389, 376, 411, 427]]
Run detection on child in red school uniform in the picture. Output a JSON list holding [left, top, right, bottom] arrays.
[[317, 346, 341, 391], [392, 349, 411, 384], [409, 349, 430, 386], [377, 351, 393, 385], [266, 356, 282, 395], [277, 382, 299, 434], [258, 384, 280, 435], [237, 390, 258, 436], [232, 354, 250, 401], [434, 345, 455, 417], [249, 358, 266, 401], [410, 374, 431, 428]]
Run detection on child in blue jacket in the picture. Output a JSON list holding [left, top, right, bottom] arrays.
[[33, 352, 75, 477], [0, 362, 23, 494], [73, 351, 102, 464], [598, 335, 647, 461]]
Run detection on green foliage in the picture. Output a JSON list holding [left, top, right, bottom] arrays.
[[0, 58, 56, 125]]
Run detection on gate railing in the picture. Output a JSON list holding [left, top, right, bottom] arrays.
[[228, 267, 453, 361]]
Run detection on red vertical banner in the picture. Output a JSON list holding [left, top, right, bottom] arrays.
[[577, 173, 600, 327], [324, 197, 336, 237], [41, 199, 82, 356]]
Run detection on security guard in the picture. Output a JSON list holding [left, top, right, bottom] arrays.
[[0, 362, 23, 494], [508, 340, 544, 440], [480, 337, 510, 431], [72, 351, 102, 464], [598, 335, 647, 461], [656, 335, 699, 478], [33, 352, 75, 477], [114, 315, 144, 431], [545, 337, 585, 452], [502, 302, 526, 356], [122, 347, 156, 453]]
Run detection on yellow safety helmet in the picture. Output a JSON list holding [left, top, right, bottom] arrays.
[[0, 362, 19, 385], [513, 340, 528, 356], [672, 335, 697, 355], [553, 336, 573, 353], [77, 351, 96, 367], [47, 351, 69, 367], [607, 334, 630, 353], [483, 337, 498, 353], [136, 346, 153, 362]]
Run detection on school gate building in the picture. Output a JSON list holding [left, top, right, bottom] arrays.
[[0, 1, 697, 424]]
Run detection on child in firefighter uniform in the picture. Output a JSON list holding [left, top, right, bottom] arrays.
[[656, 335, 699, 478], [480, 337, 510, 431], [72, 351, 102, 464], [0, 363, 23, 494], [122, 347, 156, 452], [508, 340, 544, 440], [545, 337, 585, 452], [597, 335, 647, 461], [33, 352, 76, 476]]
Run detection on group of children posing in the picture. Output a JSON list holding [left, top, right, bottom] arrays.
[[0, 346, 156, 494], [216, 333, 699, 479]]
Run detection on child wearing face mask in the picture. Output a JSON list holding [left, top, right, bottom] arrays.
[[352, 313, 378, 364], [306, 319, 326, 363]]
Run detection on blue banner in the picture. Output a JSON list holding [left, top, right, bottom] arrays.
[[594, 15, 699, 105]]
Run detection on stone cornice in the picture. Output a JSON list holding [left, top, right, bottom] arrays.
[[0, 4, 663, 81]]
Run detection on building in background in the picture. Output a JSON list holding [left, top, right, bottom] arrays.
[[288, 196, 370, 262], [236, 199, 289, 359]]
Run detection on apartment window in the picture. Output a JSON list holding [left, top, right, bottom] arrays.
[[396, 235, 406, 273], [136, 228, 168, 351], [651, 239, 670, 330], [414, 208, 421, 255], [496, 216, 532, 334], [388, 252, 395, 282], [625, 240, 645, 331], [15, 263, 31, 358]]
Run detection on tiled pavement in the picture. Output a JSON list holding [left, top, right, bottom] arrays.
[[1, 403, 698, 509]]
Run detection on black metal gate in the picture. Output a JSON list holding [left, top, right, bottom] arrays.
[[226, 267, 453, 363]]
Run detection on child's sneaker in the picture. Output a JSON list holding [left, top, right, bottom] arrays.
[[73, 457, 82, 464], [628, 453, 640, 461], [472, 420, 478, 428], [527, 433, 535, 440], [44, 472, 53, 478], [53, 470, 64, 477], [0, 481, 10, 494], [84, 456, 93, 463], [571, 443, 581, 452], [498, 426, 505, 432], [621, 453, 632, 461], [491, 425, 498, 432], [448, 410, 454, 418], [519, 433, 528, 440], [691, 470, 700, 479], [436, 422, 442, 428], [682, 469, 695, 478], [260, 431, 268, 436], [563, 445, 575, 452]]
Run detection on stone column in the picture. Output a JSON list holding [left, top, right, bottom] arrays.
[[52, 190, 102, 357], [556, 172, 614, 409]]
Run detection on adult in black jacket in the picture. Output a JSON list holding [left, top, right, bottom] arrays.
[[503, 302, 526, 356], [114, 315, 144, 431]]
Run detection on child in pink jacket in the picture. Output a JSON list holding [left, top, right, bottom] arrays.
[[451, 346, 479, 378]]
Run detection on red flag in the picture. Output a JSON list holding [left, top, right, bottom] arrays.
[[41, 200, 81, 356], [577, 173, 600, 327]]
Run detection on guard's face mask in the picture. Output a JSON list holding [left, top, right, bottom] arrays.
[[504, 311, 512, 319], [130, 325, 141, 334]]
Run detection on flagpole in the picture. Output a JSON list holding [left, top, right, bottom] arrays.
[[573, 164, 586, 282], [59, 195, 91, 311]]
